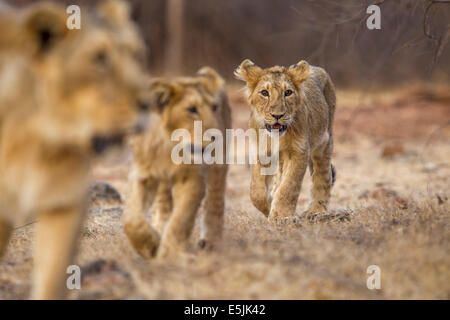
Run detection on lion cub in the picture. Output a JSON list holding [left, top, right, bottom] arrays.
[[235, 59, 336, 223], [0, 1, 148, 299], [123, 67, 231, 259]]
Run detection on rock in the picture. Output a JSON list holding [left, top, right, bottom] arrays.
[[369, 187, 408, 209], [88, 181, 122, 206], [370, 187, 398, 199], [81, 259, 128, 281], [394, 196, 408, 209], [381, 143, 405, 158], [77, 259, 133, 299]]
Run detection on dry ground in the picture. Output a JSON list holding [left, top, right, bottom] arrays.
[[0, 85, 449, 299]]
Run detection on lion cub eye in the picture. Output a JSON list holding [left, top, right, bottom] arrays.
[[284, 89, 293, 97], [212, 104, 218, 112], [187, 106, 198, 114], [260, 90, 270, 97]]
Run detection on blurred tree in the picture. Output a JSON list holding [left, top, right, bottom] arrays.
[[6, 0, 450, 86], [165, 0, 184, 75]]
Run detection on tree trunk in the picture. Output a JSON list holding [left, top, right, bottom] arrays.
[[165, 0, 184, 75]]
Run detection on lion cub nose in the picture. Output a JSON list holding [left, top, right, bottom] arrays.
[[271, 113, 285, 120]]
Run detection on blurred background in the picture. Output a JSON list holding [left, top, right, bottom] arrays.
[[1, 0, 449, 300], [8, 0, 450, 87]]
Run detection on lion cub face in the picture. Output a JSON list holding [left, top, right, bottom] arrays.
[[146, 67, 225, 149], [19, 1, 148, 153], [235, 59, 310, 135]]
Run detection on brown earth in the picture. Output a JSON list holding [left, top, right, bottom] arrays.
[[0, 86, 449, 299]]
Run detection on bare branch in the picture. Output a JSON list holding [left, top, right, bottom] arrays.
[[423, 0, 450, 41]]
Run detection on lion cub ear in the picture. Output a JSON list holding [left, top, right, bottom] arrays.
[[147, 79, 177, 113], [234, 59, 263, 88], [196, 66, 225, 95], [22, 2, 69, 55], [288, 60, 310, 85], [97, 0, 131, 27]]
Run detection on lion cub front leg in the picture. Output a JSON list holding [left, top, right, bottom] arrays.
[[0, 218, 12, 258], [123, 176, 160, 259], [250, 163, 271, 217], [268, 152, 308, 223], [199, 164, 227, 249], [305, 141, 334, 218], [151, 181, 173, 234], [157, 170, 205, 259], [32, 206, 83, 300]]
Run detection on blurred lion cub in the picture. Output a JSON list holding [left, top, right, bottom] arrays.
[[0, 1, 149, 299], [123, 67, 231, 259]]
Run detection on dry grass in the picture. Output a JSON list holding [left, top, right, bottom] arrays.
[[0, 87, 449, 299]]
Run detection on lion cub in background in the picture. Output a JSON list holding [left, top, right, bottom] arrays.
[[235, 59, 336, 223], [123, 67, 231, 259], [0, 1, 148, 299]]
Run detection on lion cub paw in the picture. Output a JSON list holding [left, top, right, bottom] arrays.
[[124, 223, 160, 259], [157, 240, 185, 260], [303, 203, 328, 221], [133, 235, 160, 259], [268, 215, 302, 227], [157, 242, 195, 263]]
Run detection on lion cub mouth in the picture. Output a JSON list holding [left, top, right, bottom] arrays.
[[265, 123, 287, 133]]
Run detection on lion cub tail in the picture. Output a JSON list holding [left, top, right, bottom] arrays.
[[331, 164, 336, 187]]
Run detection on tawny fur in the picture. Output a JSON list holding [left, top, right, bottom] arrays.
[[123, 67, 232, 260], [0, 1, 148, 299], [235, 59, 336, 222]]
